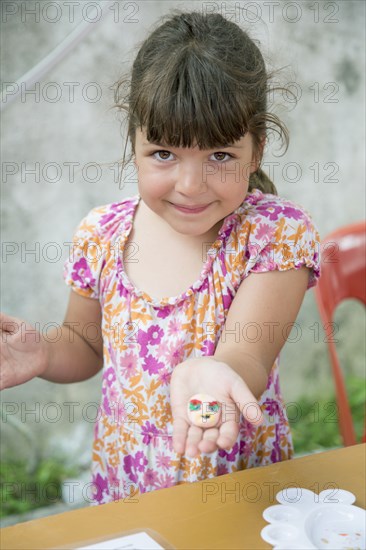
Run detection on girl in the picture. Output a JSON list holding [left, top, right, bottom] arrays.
[[0, 10, 320, 505]]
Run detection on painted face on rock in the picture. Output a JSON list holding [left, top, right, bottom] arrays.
[[187, 393, 221, 428]]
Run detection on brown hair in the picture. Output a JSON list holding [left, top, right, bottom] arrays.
[[112, 10, 290, 195]]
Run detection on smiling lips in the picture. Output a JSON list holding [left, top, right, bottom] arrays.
[[170, 202, 211, 213]]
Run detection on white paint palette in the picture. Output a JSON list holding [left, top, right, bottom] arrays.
[[261, 488, 366, 549]]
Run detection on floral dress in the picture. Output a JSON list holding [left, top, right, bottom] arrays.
[[63, 189, 320, 504]]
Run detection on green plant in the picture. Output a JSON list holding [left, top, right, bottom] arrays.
[[289, 376, 366, 454], [0, 458, 79, 518]]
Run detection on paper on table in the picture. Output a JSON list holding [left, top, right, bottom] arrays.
[[77, 531, 164, 550]]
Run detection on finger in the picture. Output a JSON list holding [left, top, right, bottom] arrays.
[[217, 420, 240, 450], [198, 428, 219, 454], [185, 425, 203, 458], [172, 415, 189, 455], [0, 313, 21, 334], [231, 377, 263, 426]]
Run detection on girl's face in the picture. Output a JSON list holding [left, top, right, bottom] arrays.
[[133, 127, 258, 238]]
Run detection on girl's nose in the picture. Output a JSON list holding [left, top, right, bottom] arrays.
[[175, 162, 207, 195]]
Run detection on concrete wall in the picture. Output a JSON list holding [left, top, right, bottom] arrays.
[[1, 0, 365, 471]]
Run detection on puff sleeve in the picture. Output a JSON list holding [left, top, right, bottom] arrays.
[[243, 197, 321, 289], [63, 207, 106, 300]]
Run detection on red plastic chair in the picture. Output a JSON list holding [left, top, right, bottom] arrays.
[[314, 221, 366, 446]]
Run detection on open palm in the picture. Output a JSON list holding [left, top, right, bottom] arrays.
[[0, 313, 48, 390], [170, 357, 263, 458]]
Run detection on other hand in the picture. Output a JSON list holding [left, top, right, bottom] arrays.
[[0, 312, 48, 390]]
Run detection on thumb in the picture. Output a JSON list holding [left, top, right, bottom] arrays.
[[230, 377, 263, 426], [0, 312, 23, 334]]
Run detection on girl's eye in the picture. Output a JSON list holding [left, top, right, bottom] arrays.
[[212, 152, 233, 162], [152, 150, 233, 162], [153, 150, 173, 161]]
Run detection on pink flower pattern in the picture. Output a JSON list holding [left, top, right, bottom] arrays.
[[63, 190, 320, 505]]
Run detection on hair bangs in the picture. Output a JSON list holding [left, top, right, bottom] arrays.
[[133, 52, 252, 150]]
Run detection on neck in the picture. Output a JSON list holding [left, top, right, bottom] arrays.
[[136, 198, 223, 245]]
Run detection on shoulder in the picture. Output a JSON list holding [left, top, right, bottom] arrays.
[[74, 195, 139, 242], [238, 190, 314, 227], [223, 190, 320, 287], [63, 196, 139, 298], [232, 189, 319, 244]]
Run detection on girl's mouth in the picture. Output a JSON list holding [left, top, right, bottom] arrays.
[[170, 203, 211, 214]]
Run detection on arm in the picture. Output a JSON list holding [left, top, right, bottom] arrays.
[[171, 266, 309, 457], [213, 266, 310, 397], [0, 291, 103, 390], [39, 290, 104, 383]]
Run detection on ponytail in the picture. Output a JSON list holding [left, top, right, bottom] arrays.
[[248, 168, 277, 195]]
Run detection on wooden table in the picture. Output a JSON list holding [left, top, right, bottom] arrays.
[[1, 444, 365, 550]]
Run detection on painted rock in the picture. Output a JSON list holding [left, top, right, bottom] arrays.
[[187, 393, 221, 428]]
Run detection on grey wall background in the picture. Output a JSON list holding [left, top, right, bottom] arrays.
[[1, 0, 365, 474]]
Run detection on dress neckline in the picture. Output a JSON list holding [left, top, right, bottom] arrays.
[[114, 193, 256, 307]]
